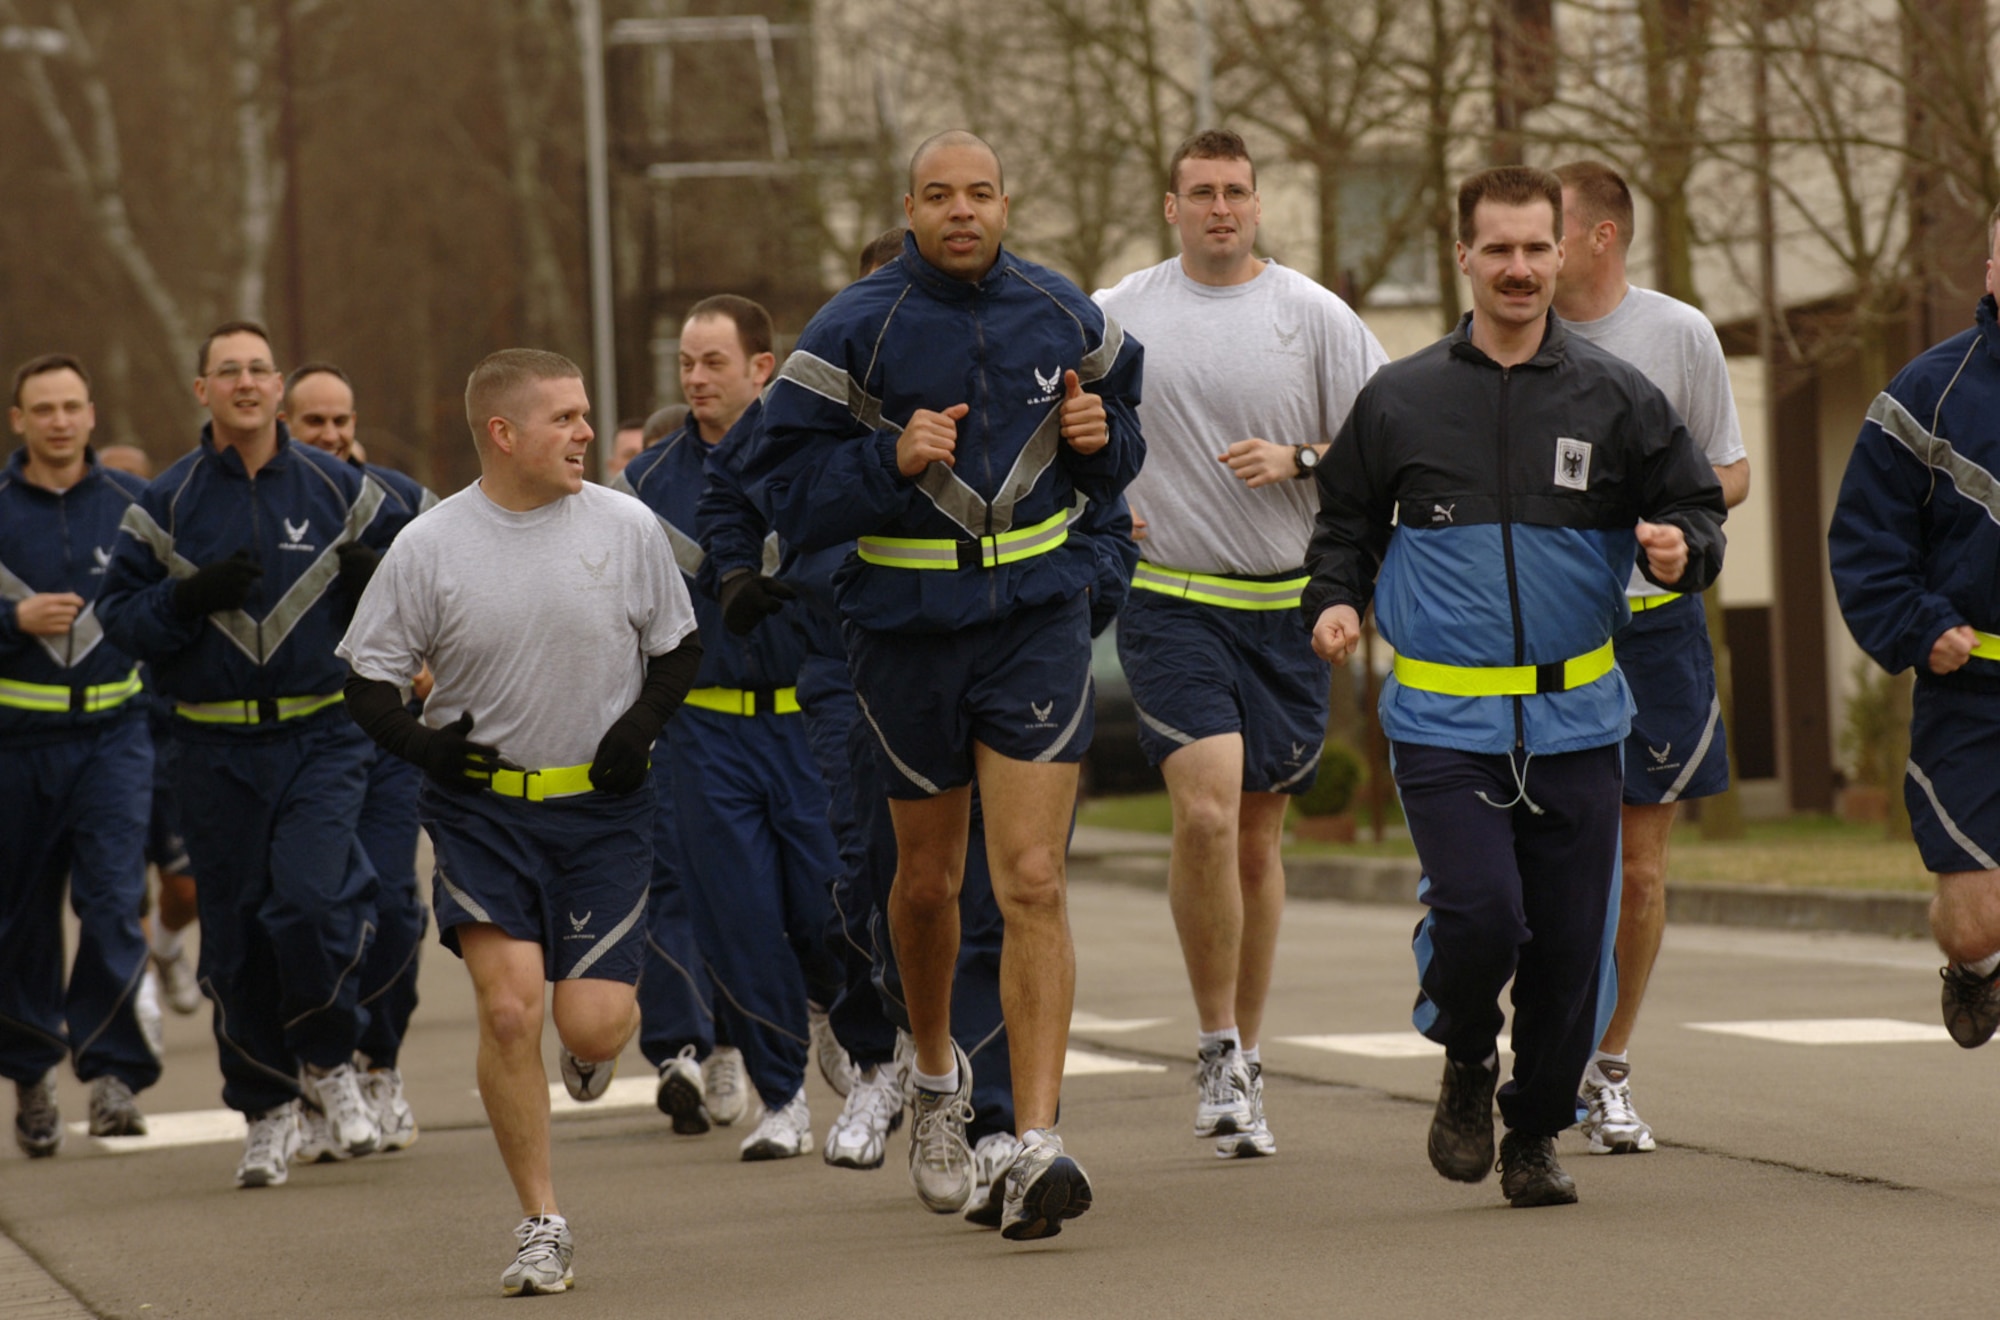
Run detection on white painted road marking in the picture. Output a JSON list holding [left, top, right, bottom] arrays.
[[1685, 1018, 1952, 1045], [1070, 1012, 1171, 1034], [65, 1107, 246, 1152], [1278, 1032, 1513, 1059]]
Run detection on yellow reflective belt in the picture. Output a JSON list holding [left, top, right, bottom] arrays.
[[684, 685, 802, 717], [1393, 641, 1617, 698], [1131, 562, 1309, 612], [1973, 630, 2000, 662], [485, 762, 598, 802], [1627, 592, 1684, 612], [173, 691, 345, 725], [855, 510, 1069, 571], [0, 666, 144, 714]]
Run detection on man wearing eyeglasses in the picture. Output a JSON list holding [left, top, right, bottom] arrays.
[[1095, 129, 1386, 1159], [98, 321, 406, 1188]]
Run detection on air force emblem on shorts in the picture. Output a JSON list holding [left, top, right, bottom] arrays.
[[564, 910, 595, 942], [1554, 437, 1592, 491], [1027, 699, 1057, 730]]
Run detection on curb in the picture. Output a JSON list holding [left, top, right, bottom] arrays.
[[1071, 850, 1932, 939]]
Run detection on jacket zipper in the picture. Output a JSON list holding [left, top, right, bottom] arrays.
[[247, 471, 266, 663], [1496, 368, 1526, 751], [57, 490, 75, 667]]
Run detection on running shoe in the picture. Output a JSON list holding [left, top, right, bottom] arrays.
[[1193, 1039, 1253, 1137], [824, 1061, 903, 1169], [809, 1002, 856, 1097], [1579, 1063, 1655, 1154], [1941, 962, 2000, 1048], [559, 1045, 615, 1103], [1216, 1062, 1276, 1158], [704, 1045, 749, 1126], [656, 1044, 710, 1135], [999, 1129, 1093, 1241], [136, 966, 165, 1060], [501, 1215, 574, 1296], [908, 1041, 975, 1213], [964, 1131, 1022, 1228], [236, 1103, 300, 1187], [88, 1075, 147, 1138], [1428, 1055, 1497, 1183], [302, 1062, 379, 1157], [153, 943, 201, 1015], [14, 1070, 61, 1158], [364, 1067, 418, 1151], [740, 1088, 813, 1161], [294, 1103, 344, 1164], [1498, 1128, 1578, 1207]]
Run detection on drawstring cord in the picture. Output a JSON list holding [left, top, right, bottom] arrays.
[[1475, 749, 1546, 816]]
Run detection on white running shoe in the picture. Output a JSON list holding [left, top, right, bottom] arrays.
[[558, 1045, 615, 1103], [1000, 1129, 1093, 1241], [704, 1046, 750, 1126], [153, 944, 201, 1015], [965, 1130, 1023, 1228], [809, 1002, 856, 1097], [908, 1041, 975, 1213], [824, 1061, 903, 1169], [1193, 1039, 1253, 1137], [294, 1102, 344, 1164], [656, 1044, 710, 1135], [1216, 1062, 1276, 1159], [302, 1062, 379, 1157], [135, 967, 165, 1060], [88, 1075, 147, 1138], [14, 1071, 61, 1158], [236, 1103, 300, 1187], [739, 1088, 813, 1161], [1580, 1064, 1656, 1154], [364, 1067, 418, 1151], [501, 1215, 574, 1296]]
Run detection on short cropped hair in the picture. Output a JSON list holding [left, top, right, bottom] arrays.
[[858, 228, 906, 279], [1457, 166, 1564, 246], [12, 353, 90, 407], [907, 129, 1004, 195], [1167, 128, 1256, 195], [198, 320, 274, 377], [642, 404, 688, 446], [1553, 160, 1635, 247], [464, 348, 582, 443], [285, 361, 352, 406], [684, 295, 774, 361]]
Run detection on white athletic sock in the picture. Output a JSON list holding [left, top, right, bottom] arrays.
[[1587, 1050, 1629, 1086], [1964, 951, 2000, 977], [1241, 1045, 1261, 1067], [1197, 1027, 1242, 1054], [912, 1063, 960, 1095], [149, 924, 183, 960]]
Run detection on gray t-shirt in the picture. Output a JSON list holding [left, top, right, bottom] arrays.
[[1561, 285, 1747, 597], [1094, 258, 1386, 575], [337, 480, 696, 770]]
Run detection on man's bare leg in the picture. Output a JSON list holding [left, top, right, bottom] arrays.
[[973, 744, 1078, 1134], [1598, 801, 1677, 1056], [459, 925, 558, 1216], [1933, 869, 2000, 1048], [886, 787, 972, 1078], [1233, 791, 1291, 1051], [1162, 736, 1246, 1033], [550, 978, 641, 1068]]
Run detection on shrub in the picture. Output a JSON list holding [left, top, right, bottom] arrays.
[[1294, 742, 1362, 817]]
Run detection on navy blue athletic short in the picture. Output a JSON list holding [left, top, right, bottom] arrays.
[[420, 779, 652, 983], [1117, 585, 1330, 794], [844, 592, 1093, 800], [1614, 594, 1728, 806], [1906, 683, 2000, 875]]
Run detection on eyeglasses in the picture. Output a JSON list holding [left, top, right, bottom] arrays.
[[208, 362, 278, 382], [1178, 185, 1255, 207]]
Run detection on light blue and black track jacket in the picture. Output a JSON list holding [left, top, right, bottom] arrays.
[[0, 450, 147, 742], [1830, 295, 2000, 696], [96, 423, 405, 739], [743, 232, 1145, 634], [1302, 313, 1727, 756]]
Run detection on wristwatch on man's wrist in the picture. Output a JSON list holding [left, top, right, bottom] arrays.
[[1292, 444, 1321, 479]]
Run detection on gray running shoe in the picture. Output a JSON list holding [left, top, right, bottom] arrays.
[[739, 1088, 813, 1161], [236, 1103, 300, 1187], [1428, 1055, 1497, 1183], [809, 1002, 856, 1097], [1941, 963, 2000, 1048], [964, 1130, 1023, 1228], [824, 1061, 903, 1169], [501, 1215, 574, 1296], [704, 1046, 749, 1125], [88, 1075, 147, 1138], [14, 1070, 61, 1158], [1579, 1062, 1655, 1155], [656, 1044, 710, 1135], [1498, 1128, 1578, 1207], [907, 1041, 975, 1213], [1216, 1062, 1276, 1159], [364, 1067, 418, 1151], [1000, 1129, 1093, 1241], [558, 1045, 615, 1103], [154, 944, 201, 1015], [294, 1102, 344, 1165], [303, 1062, 379, 1157], [1193, 1040, 1253, 1137]]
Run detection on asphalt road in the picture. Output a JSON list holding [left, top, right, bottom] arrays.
[[3, 868, 1992, 1319]]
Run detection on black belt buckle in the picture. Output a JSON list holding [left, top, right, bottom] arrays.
[[1534, 661, 1565, 695], [955, 539, 984, 571], [750, 686, 778, 716], [70, 685, 88, 714], [256, 697, 280, 724]]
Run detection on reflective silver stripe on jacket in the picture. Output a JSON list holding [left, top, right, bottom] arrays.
[[1870, 391, 2000, 526]]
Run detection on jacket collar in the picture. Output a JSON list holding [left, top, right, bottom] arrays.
[[896, 229, 1016, 304], [198, 420, 296, 478], [4, 445, 104, 497], [1447, 310, 1568, 370], [1977, 294, 1999, 361]]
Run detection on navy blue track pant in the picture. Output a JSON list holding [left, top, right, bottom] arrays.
[[637, 731, 716, 1068], [1396, 741, 1622, 1138], [354, 746, 426, 1069], [0, 716, 159, 1090], [177, 713, 378, 1114]]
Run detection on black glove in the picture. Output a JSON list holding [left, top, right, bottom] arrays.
[[588, 713, 653, 795], [334, 542, 381, 609], [719, 571, 797, 637], [172, 550, 263, 621], [419, 711, 505, 793]]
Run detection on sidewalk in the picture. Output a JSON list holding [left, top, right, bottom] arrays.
[[1068, 825, 1933, 939]]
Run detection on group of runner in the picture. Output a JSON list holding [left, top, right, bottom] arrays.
[[11, 124, 1998, 1298]]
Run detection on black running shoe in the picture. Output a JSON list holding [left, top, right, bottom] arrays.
[[1940, 963, 2000, 1048], [1427, 1056, 1496, 1183], [1498, 1129, 1578, 1207]]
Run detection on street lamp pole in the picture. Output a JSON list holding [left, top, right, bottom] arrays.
[[577, 0, 619, 481]]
